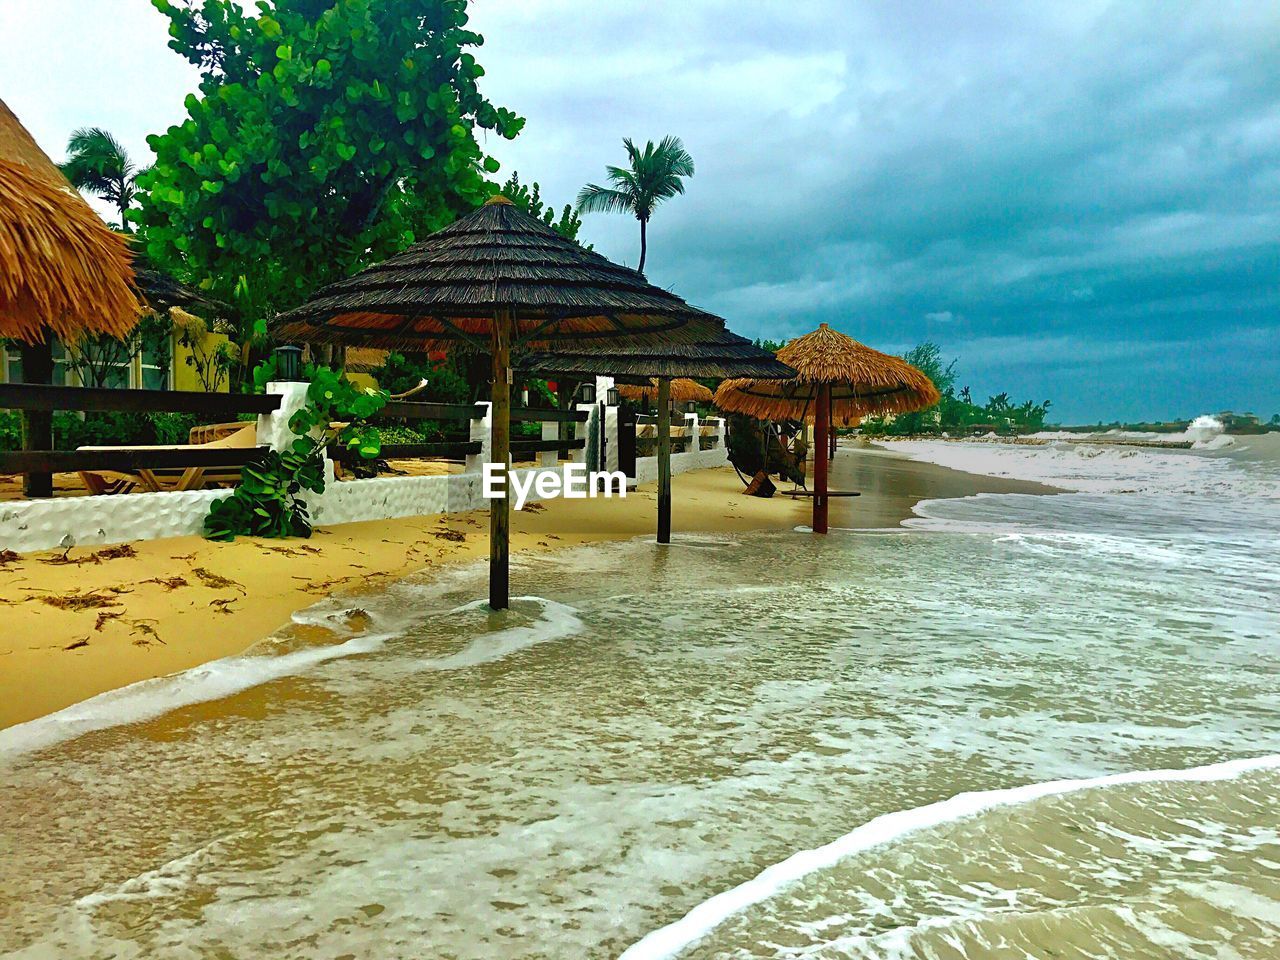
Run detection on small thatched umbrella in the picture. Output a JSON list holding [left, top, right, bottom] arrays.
[[276, 195, 720, 608], [0, 99, 139, 496], [523, 327, 792, 542], [715, 323, 939, 533], [617, 378, 713, 406]]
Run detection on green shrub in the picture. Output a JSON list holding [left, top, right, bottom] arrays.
[[53, 411, 154, 449], [150, 412, 199, 446], [205, 366, 388, 542], [0, 410, 21, 451]]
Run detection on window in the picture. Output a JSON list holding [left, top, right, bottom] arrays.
[[3, 344, 70, 385], [140, 335, 172, 390], [3, 338, 173, 389]]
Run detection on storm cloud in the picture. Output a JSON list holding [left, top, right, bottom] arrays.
[[474, 1, 1280, 421], [3, 0, 1277, 420]]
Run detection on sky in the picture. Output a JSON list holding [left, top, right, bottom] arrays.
[[1, 1, 1277, 423]]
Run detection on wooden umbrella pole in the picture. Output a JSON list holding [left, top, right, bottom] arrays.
[[813, 382, 831, 534], [489, 308, 512, 609], [657, 377, 672, 544]]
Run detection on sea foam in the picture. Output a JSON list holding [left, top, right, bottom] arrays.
[[0, 594, 582, 760], [617, 754, 1280, 960], [0, 630, 393, 760]]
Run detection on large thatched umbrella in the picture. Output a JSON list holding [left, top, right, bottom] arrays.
[[276, 195, 720, 608], [0, 99, 139, 496], [523, 327, 792, 542], [715, 323, 939, 534]]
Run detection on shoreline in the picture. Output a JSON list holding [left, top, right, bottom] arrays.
[[0, 449, 1057, 731]]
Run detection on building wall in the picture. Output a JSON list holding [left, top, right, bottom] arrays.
[[172, 331, 233, 393], [1, 329, 233, 393]]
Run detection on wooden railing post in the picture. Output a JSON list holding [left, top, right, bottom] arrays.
[[539, 419, 559, 468], [18, 341, 54, 498], [466, 403, 492, 475]]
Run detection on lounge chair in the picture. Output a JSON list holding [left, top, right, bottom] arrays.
[[77, 422, 257, 495]]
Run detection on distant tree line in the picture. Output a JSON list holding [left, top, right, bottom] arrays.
[[862, 342, 1052, 436], [752, 338, 1053, 436]]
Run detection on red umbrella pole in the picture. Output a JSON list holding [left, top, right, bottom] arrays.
[[813, 382, 830, 534]]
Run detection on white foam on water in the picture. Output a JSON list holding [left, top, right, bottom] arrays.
[[1029, 415, 1230, 448], [0, 593, 585, 760], [617, 753, 1280, 960], [0, 630, 394, 761], [418, 596, 583, 671], [887, 428, 1280, 500]]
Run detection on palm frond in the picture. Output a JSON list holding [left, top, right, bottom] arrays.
[[575, 184, 634, 215]]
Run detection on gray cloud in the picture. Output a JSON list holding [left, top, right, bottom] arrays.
[[475, 0, 1280, 421], [2, 1, 1276, 421]]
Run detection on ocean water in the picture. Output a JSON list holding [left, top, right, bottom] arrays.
[[1, 433, 1277, 959]]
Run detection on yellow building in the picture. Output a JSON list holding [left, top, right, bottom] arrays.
[[1, 320, 232, 393]]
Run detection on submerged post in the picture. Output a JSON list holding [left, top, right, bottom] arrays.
[[490, 308, 512, 609], [657, 377, 672, 544], [813, 382, 831, 534]]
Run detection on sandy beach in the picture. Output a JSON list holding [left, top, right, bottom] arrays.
[[0, 448, 1054, 730]]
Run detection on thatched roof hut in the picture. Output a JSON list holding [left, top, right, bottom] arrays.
[[617, 378, 713, 405], [274, 195, 719, 351], [0, 98, 138, 345], [714, 323, 939, 423], [344, 347, 389, 375]]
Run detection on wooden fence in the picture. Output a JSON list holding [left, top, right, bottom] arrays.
[[1, 384, 588, 494]]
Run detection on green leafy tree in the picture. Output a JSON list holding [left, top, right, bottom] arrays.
[[135, 0, 524, 346], [576, 135, 694, 273], [753, 337, 787, 354], [60, 127, 147, 231], [887, 342, 955, 435], [500, 172, 581, 240], [63, 312, 174, 388]]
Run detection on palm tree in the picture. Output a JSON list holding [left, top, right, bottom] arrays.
[[59, 127, 144, 232], [576, 135, 694, 273]]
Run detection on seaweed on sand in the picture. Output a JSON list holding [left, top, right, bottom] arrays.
[[191, 567, 244, 593], [39, 592, 122, 611]]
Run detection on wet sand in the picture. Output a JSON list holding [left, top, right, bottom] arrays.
[[0, 447, 1057, 729]]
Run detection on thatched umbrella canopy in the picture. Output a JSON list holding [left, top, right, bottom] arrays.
[[714, 324, 939, 424], [618, 378, 713, 405], [522, 327, 793, 382], [275, 195, 718, 351], [715, 323, 939, 534], [0, 99, 138, 345], [1, 99, 140, 498], [275, 195, 723, 608], [132, 251, 227, 318]]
